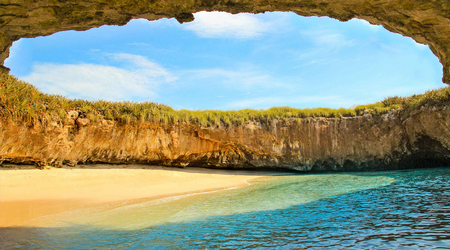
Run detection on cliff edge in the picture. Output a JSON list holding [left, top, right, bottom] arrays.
[[1, 106, 449, 172], [1, 74, 449, 171]]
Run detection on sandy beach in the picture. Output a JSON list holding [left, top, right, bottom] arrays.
[[0, 166, 267, 227]]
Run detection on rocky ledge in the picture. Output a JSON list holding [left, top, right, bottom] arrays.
[[1, 105, 449, 172]]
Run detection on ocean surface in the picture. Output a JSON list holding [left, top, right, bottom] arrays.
[[2, 167, 450, 249]]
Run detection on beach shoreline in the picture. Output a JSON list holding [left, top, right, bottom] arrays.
[[0, 165, 270, 227]]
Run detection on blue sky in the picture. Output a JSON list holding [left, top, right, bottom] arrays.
[[4, 11, 444, 110]]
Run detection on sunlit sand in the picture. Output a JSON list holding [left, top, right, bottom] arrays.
[[0, 166, 267, 227]]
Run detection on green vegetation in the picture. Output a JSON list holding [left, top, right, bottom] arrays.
[[1, 73, 449, 127]]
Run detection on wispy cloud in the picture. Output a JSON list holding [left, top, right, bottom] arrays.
[[183, 68, 269, 87], [183, 11, 268, 39], [21, 53, 177, 101], [180, 67, 293, 91], [300, 29, 355, 48], [291, 28, 355, 68], [128, 42, 150, 47]]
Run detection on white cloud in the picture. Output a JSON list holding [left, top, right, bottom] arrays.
[[21, 53, 177, 101], [183, 11, 268, 39]]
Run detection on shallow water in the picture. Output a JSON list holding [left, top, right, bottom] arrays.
[[2, 168, 450, 249]]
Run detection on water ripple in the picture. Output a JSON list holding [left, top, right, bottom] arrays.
[[2, 168, 450, 249]]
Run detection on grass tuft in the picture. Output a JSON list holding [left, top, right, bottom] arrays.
[[1, 73, 449, 127]]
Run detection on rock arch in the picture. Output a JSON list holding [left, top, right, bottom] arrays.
[[1, 0, 450, 83]]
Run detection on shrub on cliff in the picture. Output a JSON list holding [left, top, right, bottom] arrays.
[[1, 72, 449, 127], [402, 87, 450, 113]]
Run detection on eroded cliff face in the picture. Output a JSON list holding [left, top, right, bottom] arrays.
[[1, 106, 449, 171], [1, 0, 450, 83]]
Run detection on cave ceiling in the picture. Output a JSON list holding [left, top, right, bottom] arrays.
[[0, 0, 449, 83]]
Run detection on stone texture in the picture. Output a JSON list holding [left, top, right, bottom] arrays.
[[0, 0, 450, 83], [76, 118, 90, 127], [67, 110, 79, 120], [1, 106, 449, 171]]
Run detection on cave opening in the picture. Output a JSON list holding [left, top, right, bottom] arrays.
[[3, 11, 444, 111]]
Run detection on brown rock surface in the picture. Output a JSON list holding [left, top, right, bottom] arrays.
[[1, 106, 449, 171], [75, 118, 90, 127], [0, 0, 450, 83]]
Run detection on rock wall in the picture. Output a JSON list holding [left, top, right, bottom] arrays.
[[1, 106, 449, 171], [1, 0, 450, 83]]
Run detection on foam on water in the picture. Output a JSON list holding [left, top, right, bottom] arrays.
[[35, 173, 395, 230]]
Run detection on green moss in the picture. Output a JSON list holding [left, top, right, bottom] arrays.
[[1, 73, 449, 127]]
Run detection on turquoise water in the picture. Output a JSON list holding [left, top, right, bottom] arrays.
[[2, 168, 450, 249]]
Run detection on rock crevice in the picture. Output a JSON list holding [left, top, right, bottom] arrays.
[[1, 106, 449, 171]]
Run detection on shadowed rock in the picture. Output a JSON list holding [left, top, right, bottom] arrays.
[[1, 106, 449, 171]]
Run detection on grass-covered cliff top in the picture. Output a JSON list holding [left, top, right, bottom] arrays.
[[1, 73, 449, 127]]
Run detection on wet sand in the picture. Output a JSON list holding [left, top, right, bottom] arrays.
[[0, 166, 267, 227]]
